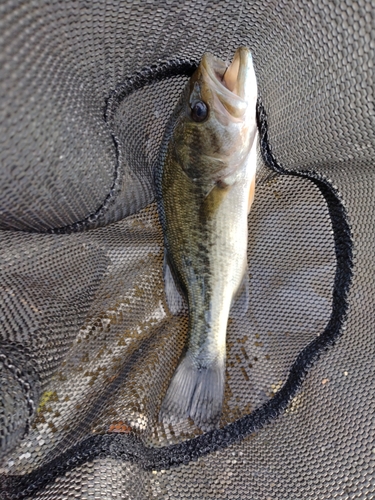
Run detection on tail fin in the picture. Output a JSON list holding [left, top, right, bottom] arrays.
[[159, 355, 225, 430]]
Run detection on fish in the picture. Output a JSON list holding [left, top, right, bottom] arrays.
[[155, 47, 258, 429]]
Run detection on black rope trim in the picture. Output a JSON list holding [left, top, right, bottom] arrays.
[[0, 343, 41, 473], [48, 59, 198, 234], [0, 354, 35, 432], [1, 92, 353, 500]]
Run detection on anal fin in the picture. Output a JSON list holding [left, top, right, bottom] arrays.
[[163, 249, 186, 315]]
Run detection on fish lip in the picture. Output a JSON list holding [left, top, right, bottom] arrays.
[[200, 47, 254, 118]]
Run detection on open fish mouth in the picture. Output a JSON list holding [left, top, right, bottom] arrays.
[[200, 47, 255, 118]]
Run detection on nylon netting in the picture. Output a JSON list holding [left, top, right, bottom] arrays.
[[0, 1, 374, 499]]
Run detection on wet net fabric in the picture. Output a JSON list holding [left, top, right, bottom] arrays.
[[0, 1, 373, 499]]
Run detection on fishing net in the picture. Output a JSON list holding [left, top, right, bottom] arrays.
[[0, 0, 373, 498]]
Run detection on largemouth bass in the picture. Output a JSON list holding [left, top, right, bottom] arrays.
[[155, 47, 258, 429]]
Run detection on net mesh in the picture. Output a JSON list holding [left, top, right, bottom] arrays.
[[0, 0, 373, 498]]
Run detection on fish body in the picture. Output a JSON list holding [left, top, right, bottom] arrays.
[[155, 47, 258, 429]]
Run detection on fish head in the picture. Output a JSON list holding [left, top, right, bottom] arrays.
[[173, 47, 258, 182]]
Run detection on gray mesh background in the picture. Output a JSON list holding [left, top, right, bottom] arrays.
[[0, 0, 373, 498]]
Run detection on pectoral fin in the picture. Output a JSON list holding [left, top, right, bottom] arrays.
[[201, 182, 230, 220], [163, 249, 186, 315], [230, 268, 249, 318]]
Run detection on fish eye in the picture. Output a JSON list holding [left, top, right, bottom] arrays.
[[191, 100, 208, 122]]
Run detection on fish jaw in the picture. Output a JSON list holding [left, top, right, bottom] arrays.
[[196, 46, 257, 122]]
